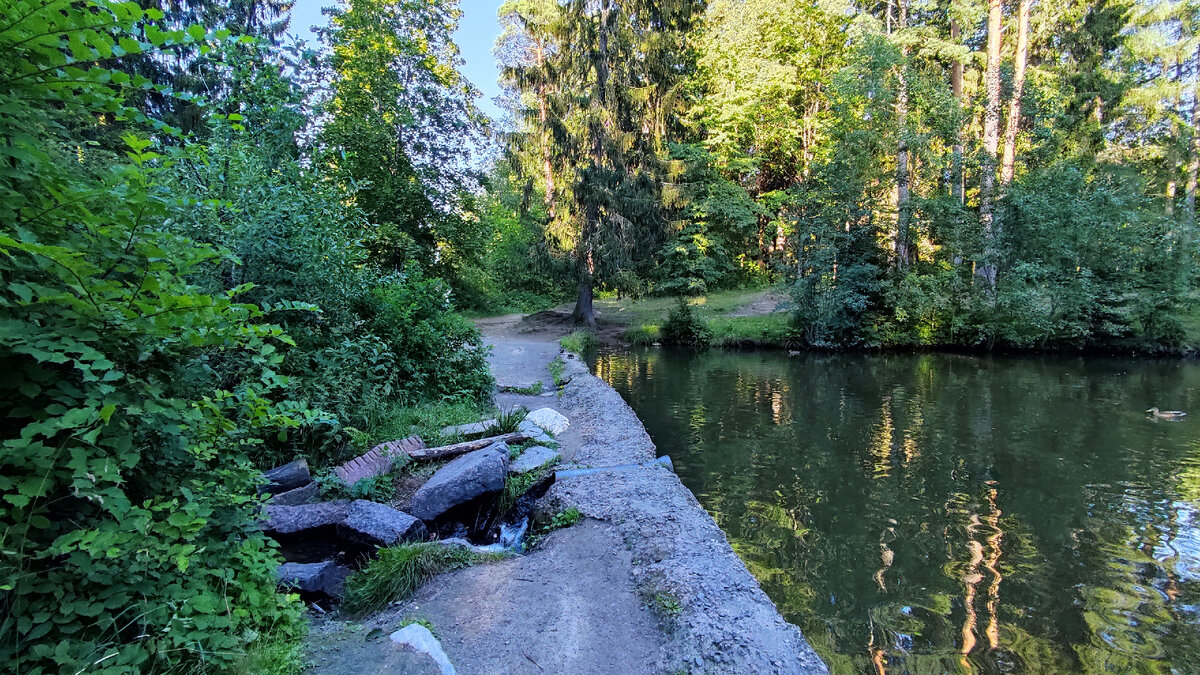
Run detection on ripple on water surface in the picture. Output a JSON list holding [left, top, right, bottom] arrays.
[[595, 349, 1200, 674]]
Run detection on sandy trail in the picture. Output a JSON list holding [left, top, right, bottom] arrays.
[[306, 314, 826, 674]]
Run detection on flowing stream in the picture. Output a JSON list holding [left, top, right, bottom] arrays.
[[595, 349, 1200, 673]]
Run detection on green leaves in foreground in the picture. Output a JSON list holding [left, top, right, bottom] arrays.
[[1, 2, 304, 672]]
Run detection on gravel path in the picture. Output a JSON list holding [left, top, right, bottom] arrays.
[[306, 316, 827, 673]]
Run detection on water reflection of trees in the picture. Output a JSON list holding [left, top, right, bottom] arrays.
[[596, 350, 1200, 673]]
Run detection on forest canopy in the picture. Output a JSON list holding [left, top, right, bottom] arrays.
[[492, 0, 1200, 351]]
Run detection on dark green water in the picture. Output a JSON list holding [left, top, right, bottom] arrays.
[[594, 349, 1200, 674]]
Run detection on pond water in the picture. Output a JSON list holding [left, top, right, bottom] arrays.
[[594, 349, 1200, 674]]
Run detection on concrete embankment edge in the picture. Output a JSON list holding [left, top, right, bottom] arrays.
[[544, 355, 829, 674]]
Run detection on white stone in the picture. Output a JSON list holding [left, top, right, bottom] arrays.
[[390, 623, 456, 675], [525, 407, 569, 436]]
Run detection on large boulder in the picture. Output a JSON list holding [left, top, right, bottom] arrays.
[[264, 501, 350, 535], [339, 499, 427, 548], [409, 443, 509, 521], [510, 445, 560, 474], [525, 408, 569, 436], [276, 561, 351, 599]]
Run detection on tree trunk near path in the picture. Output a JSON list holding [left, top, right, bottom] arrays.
[[1000, 0, 1029, 186], [573, 251, 596, 327], [951, 19, 964, 206], [894, 0, 912, 269], [573, 0, 608, 329], [978, 0, 1003, 290]]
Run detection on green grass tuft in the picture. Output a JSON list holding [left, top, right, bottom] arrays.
[[622, 324, 661, 345], [560, 330, 599, 355], [398, 617, 437, 636], [525, 507, 583, 549], [232, 626, 307, 675], [497, 462, 557, 516], [495, 405, 529, 433], [650, 590, 683, 617], [342, 544, 507, 616], [365, 399, 488, 448], [507, 380, 544, 395], [547, 356, 567, 387]]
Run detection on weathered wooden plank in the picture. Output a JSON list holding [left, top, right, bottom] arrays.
[[334, 436, 427, 486]]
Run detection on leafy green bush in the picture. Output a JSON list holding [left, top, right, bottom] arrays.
[[316, 471, 398, 502], [162, 47, 494, 466], [363, 268, 495, 404], [660, 298, 713, 348], [0, 5, 304, 671]]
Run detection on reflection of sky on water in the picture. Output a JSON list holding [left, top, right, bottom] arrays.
[[1162, 501, 1200, 582]]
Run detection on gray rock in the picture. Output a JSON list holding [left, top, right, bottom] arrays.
[[499, 379, 542, 393], [271, 481, 319, 506], [526, 408, 569, 436], [439, 419, 498, 439], [518, 419, 552, 443], [264, 501, 349, 535], [339, 499, 427, 548], [510, 445, 560, 474], [276, 561, 351, 599], [390, 623, 456, 675], [409, 443, 509, 521]]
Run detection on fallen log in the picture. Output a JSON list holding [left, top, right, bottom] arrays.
[[261, 459, 312, 495], [408, 432, 533, 462]]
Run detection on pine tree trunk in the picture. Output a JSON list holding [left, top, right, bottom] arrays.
[[537, 40, 555, 219], [1000, 0, 1029, 186], [978, 0, 1003, 289], [573, 0, 610, 328], [1188, 48, 1200, 222], [894, 0, 912, 269], [951, 19, 964, 205], [573, 251, 596, 326]]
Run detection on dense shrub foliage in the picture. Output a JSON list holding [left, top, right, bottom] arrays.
[[0, 5, 306, 671], [660, 298, 714, 348], [0, 0, 491, 671]]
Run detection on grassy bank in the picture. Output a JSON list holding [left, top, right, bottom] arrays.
[[606, 289, 793, 349]]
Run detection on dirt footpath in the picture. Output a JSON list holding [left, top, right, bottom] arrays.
[[306, 314, 827, 674]]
